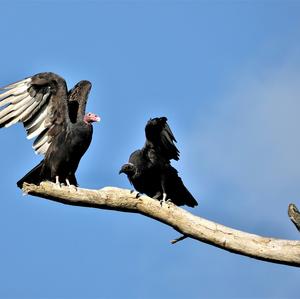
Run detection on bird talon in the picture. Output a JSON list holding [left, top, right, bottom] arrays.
[[55, 182, 62, 188], [159, 193, 172, 206], [129, 190, 140, 198], [159, 193, 167, 206], [64, 179, 78, 191]]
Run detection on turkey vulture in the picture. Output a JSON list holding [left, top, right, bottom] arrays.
[[119, 117, 198, 207], [0, 72, 100, 188]]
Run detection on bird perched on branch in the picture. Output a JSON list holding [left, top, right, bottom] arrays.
[[119, 117, 198, 207], [288, 203, 300, 232], [0, 72, 100, 188]]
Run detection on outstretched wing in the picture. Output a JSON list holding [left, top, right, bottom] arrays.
[[67, 80, 92, 123], [0, 72, 70, 155], [145, 117, 180, 161]]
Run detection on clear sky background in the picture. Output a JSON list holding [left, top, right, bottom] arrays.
[[0, 1, 300, 298]]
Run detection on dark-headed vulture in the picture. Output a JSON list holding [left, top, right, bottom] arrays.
[[0, 72, 100, 188], [119, 117, 198, 207]]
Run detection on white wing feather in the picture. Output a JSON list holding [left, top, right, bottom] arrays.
[[0, 77, 53, 155]]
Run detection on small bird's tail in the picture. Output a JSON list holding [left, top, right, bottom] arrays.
[[165, 166, 198, 207], [176, 180, 198, 208], [17, 160, 44, 188]]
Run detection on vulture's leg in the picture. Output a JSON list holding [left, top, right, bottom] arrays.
[[55, 176, 61, 187], [159, 174, 171, 206], [66, 178, 77, 191]]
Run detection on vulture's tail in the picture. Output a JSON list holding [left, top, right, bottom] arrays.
[[17, 160, 44, 189], [165, 166, 198, 208]]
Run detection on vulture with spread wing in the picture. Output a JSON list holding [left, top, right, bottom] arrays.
[[0, 72, 100, 188], [119, 117, 198, 207]]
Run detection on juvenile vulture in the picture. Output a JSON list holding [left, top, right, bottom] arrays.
[[119, 117, 198, 207], [0, 72, 100, 188]]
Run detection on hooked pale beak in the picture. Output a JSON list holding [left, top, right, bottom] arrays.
[[84, 113, 101, 124]]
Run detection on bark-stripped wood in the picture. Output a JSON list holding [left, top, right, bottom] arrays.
[[22, 182, 300, 267]]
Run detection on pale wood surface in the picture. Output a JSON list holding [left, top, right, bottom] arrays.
[[22, 182, 300, 267]]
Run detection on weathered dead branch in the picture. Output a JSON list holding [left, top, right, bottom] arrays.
[[22, 182, 300, 267]]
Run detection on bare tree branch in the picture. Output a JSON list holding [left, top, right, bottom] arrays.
[[22, 182, 300, 267], [171, 235, 188, 244]]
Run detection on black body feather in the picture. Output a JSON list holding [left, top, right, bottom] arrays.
[[120, 117, 198, 207], [0, 72, 97, 188]]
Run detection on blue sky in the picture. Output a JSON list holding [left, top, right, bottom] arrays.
[[1, 1, 300, 298]]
